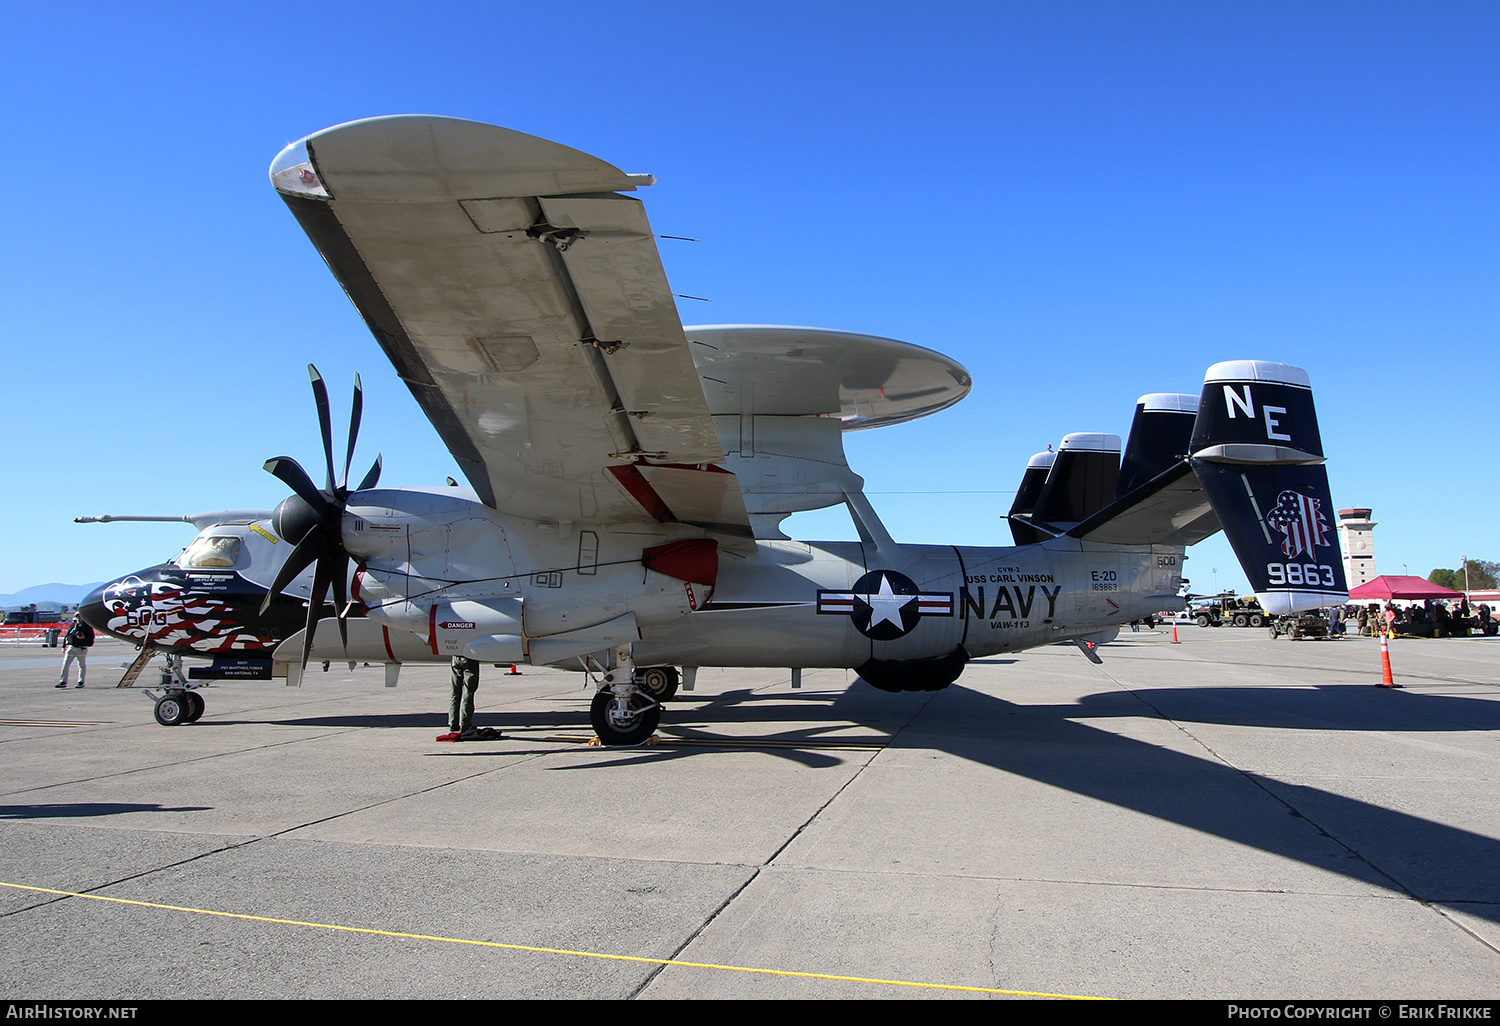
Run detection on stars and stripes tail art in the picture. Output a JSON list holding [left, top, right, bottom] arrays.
[[1187, 360, 1349, 615], [1267, 490, 1332, 561]]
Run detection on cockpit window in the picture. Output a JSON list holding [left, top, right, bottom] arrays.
[[182, 536, 241, 568]]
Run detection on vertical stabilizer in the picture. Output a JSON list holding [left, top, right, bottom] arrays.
[[1188, 361, 1348, 614], [1117, 393, 1198, 498], [1030, 433, 1121, 530], [1007, 450, 1055, 545]]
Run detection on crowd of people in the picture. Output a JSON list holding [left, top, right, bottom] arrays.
[[1346, 599, 1495, 638]]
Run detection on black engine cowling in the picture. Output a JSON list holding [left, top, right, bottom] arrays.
[[857, 647, 969, 693]]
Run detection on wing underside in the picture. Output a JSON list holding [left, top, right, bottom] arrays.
[[274, 115, 739, 530]]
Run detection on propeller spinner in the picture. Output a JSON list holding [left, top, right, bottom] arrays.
[[259, 365, 382, 668]]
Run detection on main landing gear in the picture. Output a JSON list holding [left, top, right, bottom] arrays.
[[637, 665, 680, 702], [587, 647, 669, 746], [589, 687, 661, 747]]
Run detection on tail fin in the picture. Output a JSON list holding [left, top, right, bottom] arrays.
[[1007, 450, 1054, 545], [1188, 361, 1348, 614], [1065, 362, 1348, 615], [1117, 393, 1198, 497], [1015, 433, 1121, 539]]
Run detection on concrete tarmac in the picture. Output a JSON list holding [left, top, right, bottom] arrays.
[[0, 627, 1497, 1000]]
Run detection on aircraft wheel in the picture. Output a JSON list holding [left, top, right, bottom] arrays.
[[184, 692, 205, 723], [154, 695, 189, 727], [590, 688, 661, 747], [638, 666, 680, 702]]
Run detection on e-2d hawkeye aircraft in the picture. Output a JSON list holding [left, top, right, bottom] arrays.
[[77, 115, 1349, 743]]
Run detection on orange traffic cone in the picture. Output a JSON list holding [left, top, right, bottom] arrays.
[[1171, 625, 1180, 644], [1377, 630, 1398, 687], [506, 664, 522, 675]]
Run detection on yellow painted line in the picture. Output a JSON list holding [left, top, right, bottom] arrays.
[[0, 881, 1103, 999]]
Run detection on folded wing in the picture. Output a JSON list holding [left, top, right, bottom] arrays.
[[271, 115, 735, 529]]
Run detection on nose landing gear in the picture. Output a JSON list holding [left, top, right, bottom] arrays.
[[151, 689, 205, 726], [144, 654, 206, 726]]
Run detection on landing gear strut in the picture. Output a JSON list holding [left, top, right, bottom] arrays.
[[589, 687, 661, 746], [148, 657, 205, 727], [588, 645, 664, 746]]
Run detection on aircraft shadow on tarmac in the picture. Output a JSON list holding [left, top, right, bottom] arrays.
[[547, 680, 1500, 919], [0, 803, 211, 819], [1070, 684, 1500, 732], [864, 680, 1500, 924], [241, 713, 458, 729], [250, 677, 1500, 920]]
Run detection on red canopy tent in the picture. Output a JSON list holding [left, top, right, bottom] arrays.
[[1349, 575, 1463, 601]]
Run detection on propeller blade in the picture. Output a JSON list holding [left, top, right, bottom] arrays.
[[263, 457, 333, 521], [355, 454, 382, 492], [329, 551, 351, 653], [258, 527, 328, 615], [308, 365, 337, 493], [300, 557, 334, 670], [342, 373, 363, 495]]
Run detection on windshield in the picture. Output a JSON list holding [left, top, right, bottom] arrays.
[[180, 536, 242, 569]]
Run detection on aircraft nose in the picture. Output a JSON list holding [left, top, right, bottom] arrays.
[[77, 583, 109, 633]]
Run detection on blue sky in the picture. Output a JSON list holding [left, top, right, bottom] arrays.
[[1, 1, 1495, 597]]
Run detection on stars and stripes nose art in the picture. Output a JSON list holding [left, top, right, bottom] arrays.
[[817, 570, 954, 641]]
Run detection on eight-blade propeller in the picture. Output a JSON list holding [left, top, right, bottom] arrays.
[[259, 365, 382, 669]]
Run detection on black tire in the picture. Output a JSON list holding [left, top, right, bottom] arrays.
[[184, 691, 205, 723], [1233, 613, 1249, 627], [590, 688, 661, 746], [1249, 614, 1264, 628], [154, 695, 188, 727], [1195, 614, 1211, 628], [638, 666, 679, 702], [1290, 624, 1302, 640], [1269, 625, 1279, 639]]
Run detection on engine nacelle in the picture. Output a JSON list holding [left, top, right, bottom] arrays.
[[430, 598, 523, 659]]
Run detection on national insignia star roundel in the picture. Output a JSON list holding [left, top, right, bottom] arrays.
[[816, 570, 955, 641]]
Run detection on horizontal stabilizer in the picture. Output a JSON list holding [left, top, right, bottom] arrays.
[[1070, 461, 1220, 546], [1071, 392, 1220, 545]]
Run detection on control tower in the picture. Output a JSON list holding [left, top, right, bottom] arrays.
[[1338, 508, 1378, 589]]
